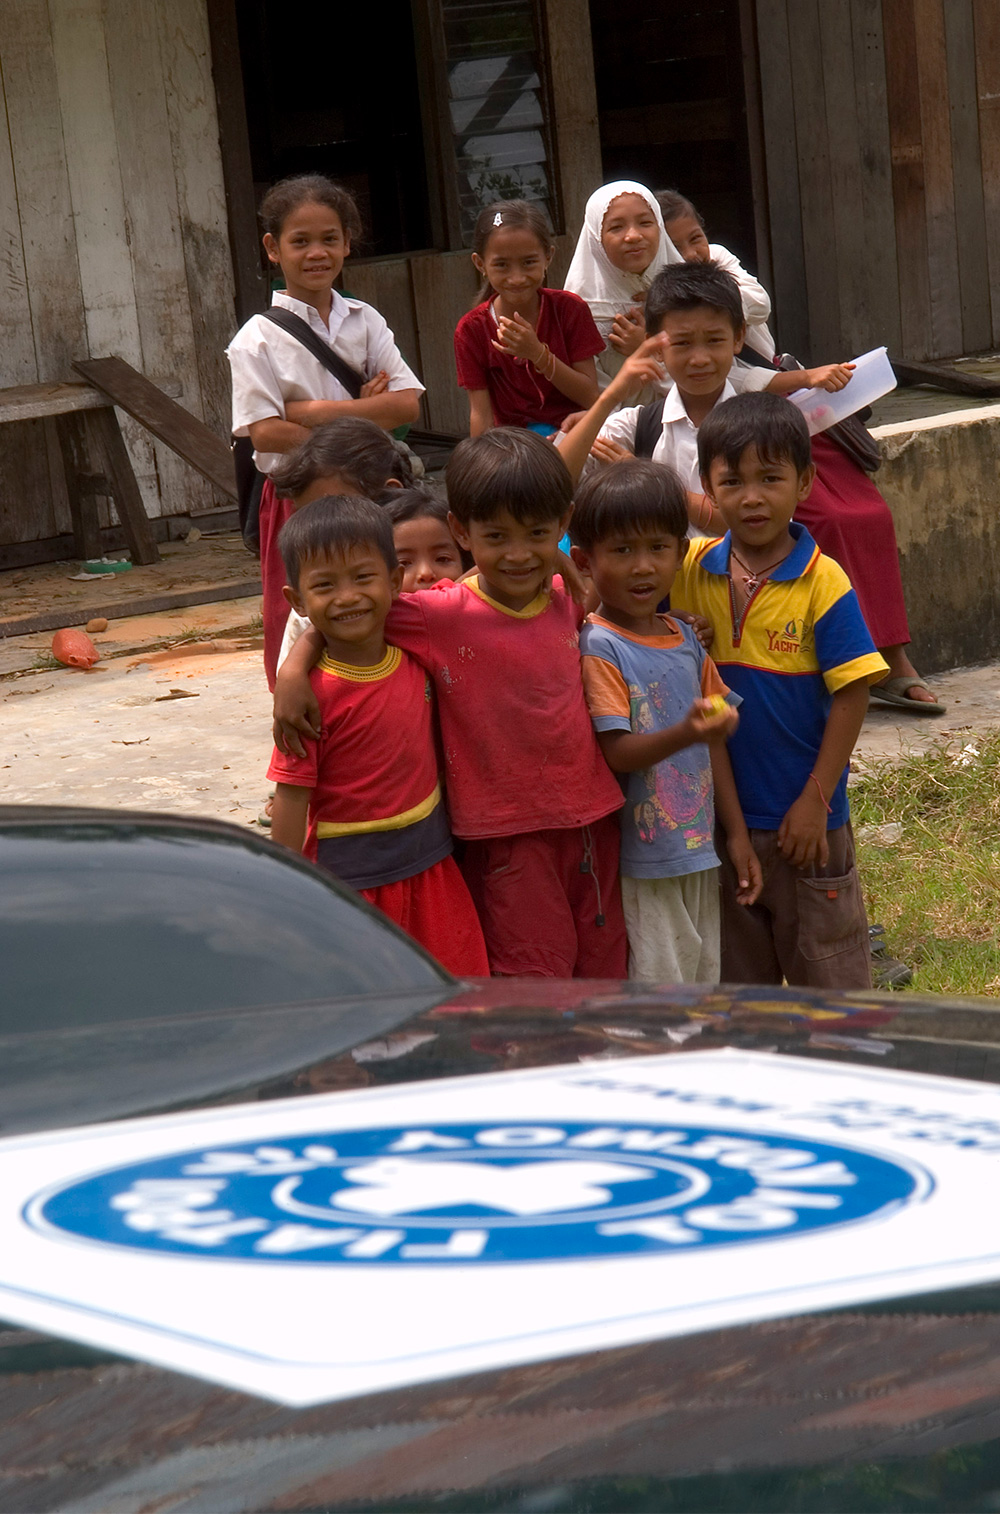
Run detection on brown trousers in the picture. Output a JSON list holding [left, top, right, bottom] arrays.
[[718, 823, 872, 989]]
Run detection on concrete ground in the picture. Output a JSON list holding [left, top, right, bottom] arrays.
[[0, 602, 271, 828], [1, 598, 998, 828]]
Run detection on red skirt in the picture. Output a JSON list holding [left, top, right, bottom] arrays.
[[259, 477, 296, 690], [362, 855, 490, 978], [795, 434, 910, 649]]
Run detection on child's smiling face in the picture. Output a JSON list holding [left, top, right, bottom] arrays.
[[664, 213, 711, 264], [600, 193, 661, 276], [264, 200, 349, 303], [393, 515, 464, 593], [654, 304, 743, 400], [286, 542, 401, 664], [703, 444, 815, 555], [473, 226, 551, 311], [449, 508, 571, 611]]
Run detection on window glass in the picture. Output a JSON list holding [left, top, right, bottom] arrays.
[[441, 0, 557, 238]]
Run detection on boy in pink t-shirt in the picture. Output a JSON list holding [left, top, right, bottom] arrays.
[[275, 428, 627, 978]]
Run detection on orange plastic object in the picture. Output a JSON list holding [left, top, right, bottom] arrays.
[[51, 628, 100, 668]]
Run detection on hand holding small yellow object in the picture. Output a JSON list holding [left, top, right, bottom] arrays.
[[702, 694, 730, 720]]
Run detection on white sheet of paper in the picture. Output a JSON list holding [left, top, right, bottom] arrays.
[[2, 1048, 1000, 1405]]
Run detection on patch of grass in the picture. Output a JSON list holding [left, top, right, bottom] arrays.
[[852, 733, 1000, 998], [30, 652, 63, 671], [171, 624, 206, 643], [245, 612, 263, 634]]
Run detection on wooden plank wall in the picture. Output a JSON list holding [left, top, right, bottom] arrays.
[[754, 0, 996, 363], [0, 0, 235, 546]]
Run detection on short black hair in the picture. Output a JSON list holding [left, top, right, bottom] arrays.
[[645, 260, 744, 339], [445, 427, 572, 526], [278, 495, 397, 589], [382, 484, 449, 528], [697, 392, 812, 478], [570, 459, 689, 551], [270, 418, 413, 501]]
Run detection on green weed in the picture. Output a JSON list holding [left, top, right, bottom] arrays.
[[852, 734, 1000, 997]]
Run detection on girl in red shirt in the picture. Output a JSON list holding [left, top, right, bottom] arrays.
[[454, 200, 603, 437]]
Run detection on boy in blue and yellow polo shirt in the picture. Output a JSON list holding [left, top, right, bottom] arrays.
[[672, 392, 888, 988]]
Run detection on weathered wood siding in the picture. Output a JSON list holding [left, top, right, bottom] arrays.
[[754, 0, 996, 363], [0, 0, 235, 546]]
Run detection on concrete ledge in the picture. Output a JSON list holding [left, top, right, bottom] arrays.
[[869, 405, 1000, 673]]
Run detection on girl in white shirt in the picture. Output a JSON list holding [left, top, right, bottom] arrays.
[[564, 181, 683, 393], [226, 174, 424, 686]]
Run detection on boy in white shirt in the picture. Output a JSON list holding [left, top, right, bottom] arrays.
[[560, 263, 853, 535]]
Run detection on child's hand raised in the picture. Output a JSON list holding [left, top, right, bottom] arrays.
[[492, 311, 543, 361], [804, 362, 856, 392], [607, 306, 646, 355], [684, 695, 738, 746], [606, 333, 671, 403]]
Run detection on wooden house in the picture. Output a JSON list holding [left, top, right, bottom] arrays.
[[0, 0, 996, 565]]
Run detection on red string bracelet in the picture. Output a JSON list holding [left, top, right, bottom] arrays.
[[809, 772, 832, 813]]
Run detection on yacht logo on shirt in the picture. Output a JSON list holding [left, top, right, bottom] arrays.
[[765, 617, 813, 656]]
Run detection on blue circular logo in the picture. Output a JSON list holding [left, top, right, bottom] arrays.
[[30, 1122, 925, 1265]]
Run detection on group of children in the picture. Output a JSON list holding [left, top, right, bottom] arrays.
[[226, 171, 909, 990]]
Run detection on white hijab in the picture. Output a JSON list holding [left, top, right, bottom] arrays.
[[565, 180, 683, 332]]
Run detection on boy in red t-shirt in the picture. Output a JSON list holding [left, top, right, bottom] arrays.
[[275, 431, 627, 978], [267, 495, 488, 978]]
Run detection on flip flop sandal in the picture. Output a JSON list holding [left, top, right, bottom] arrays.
[[869, 676, 946, 716]]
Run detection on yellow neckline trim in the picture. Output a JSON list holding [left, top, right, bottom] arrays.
[[318, 645, 401, 682], [465, 577, 551, 619], [316, 783, 441, 838]]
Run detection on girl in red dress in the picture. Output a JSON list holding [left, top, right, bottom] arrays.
[[454, 200, 603, 437]]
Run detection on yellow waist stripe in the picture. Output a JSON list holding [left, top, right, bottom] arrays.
[[316, 784, 441, 839]]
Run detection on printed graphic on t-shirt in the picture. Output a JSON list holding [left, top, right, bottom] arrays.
[[630, 683, 714, 855]]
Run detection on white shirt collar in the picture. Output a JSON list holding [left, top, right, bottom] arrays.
[[661, 377, 737, 428], [271, 288, 359, 341]]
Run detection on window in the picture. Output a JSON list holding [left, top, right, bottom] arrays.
[[437, 0, 560, 241]]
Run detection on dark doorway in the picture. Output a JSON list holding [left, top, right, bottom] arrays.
[[234, 0, 433, 259], [588, 0, 758, 268]]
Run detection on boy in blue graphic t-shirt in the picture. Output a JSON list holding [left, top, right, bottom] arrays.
[[574, 458, 762, 983]]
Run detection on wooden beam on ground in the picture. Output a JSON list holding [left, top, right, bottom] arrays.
[[890, 358, 1000, 395], [83, 405, 160, 566], [54, 410, 103, 561], [73, 356, 238, 500], [0, 579, 262, 641]]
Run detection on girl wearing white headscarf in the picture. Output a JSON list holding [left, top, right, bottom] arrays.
[[565, 180, 683, 390]]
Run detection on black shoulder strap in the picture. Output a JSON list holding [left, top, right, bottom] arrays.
[[633, 397, 666, 459], [260, 307, 364, 400]]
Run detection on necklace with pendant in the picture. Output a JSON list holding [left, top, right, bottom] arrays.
[[730, 547, 790, 595]]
